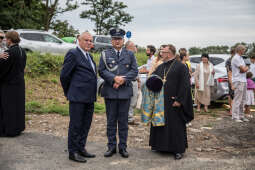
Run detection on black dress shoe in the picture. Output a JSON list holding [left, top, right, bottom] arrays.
[[174, 153, 183, 160], [79, 150, 96, 158], [69, 153, 87, 163], [119, 149, 129, 158], [104, 148, 116, 157]]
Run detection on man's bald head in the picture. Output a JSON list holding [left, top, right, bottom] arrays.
[[125, 40, 137, 53]]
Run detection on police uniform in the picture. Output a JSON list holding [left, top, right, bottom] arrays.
[[98, 29, 138, 154]]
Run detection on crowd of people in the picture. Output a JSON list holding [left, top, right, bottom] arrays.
[[0, 28, 254, 164]]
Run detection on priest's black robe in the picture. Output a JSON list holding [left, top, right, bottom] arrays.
[[0, 44, 26, 137], [149, 59, 194, 153]]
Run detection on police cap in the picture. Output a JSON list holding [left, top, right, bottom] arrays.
[[109, 28, 126, 38]]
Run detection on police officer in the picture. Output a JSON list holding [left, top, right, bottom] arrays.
[[99, 28, 138, 158]]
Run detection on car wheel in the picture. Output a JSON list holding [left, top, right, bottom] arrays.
[[23, 49, 32, 53]]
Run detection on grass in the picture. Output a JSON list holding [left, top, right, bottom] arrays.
[[24, 51, 148, 116]]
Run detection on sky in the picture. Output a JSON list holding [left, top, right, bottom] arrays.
[[57, 0, 255, 49]]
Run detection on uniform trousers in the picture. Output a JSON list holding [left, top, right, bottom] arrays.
[[68, 102, 94, 153], [105, 99, 130, 150]]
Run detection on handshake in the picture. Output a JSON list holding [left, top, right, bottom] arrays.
[[113, 76, 126, 89]]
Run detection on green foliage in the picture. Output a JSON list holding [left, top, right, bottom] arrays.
[[94, 102, 105, 114], [42, 0, 79, 30], [135, 52, 147, 66], [80, 0, 134, 35], [51, 20, 79, 38], [43, 104, 69, 116], [0, 0, 79, 33], [26, 52, 64, 77], [25, 51, 147, 78], [189, 46, 229, 55], [0, 0, 44, 30], [26, 101, 42, 113], [25, 100, 69, 116]]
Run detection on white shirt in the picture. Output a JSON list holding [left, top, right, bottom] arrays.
[[249, 60, 255, 78], [77, 45, 95, 72], [146, 55, 155, 70], [231, 54, 246, 83], [114, 48, 123, 57]]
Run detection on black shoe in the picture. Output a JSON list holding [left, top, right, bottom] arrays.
[[128, 121, 138, 125], [119, 149, 129, 158], [79, 149, 96, 158], [174, 153, 183, 160], [69, 153, 87, 163], [104, 148, 116, 157]]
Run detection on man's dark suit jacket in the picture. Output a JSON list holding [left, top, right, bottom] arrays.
[[60, 47, 97, 103]]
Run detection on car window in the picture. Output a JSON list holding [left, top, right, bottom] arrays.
[[42, 34, 62, 43], [95, 37, 111, 44], [190, 57, 224, 65], [102, 37, 111, 43], [20, 33, 44, 41]]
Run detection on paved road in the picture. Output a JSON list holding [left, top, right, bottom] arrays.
[[0, 133, 254, 170]]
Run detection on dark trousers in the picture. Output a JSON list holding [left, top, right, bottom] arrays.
[[105, 99, 130, 150], [68, 102, 94, 153]]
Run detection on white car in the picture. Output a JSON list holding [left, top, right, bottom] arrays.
[[16, 29, 76, 54]]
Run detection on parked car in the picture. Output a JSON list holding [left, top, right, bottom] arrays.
[[92, 35, 112, 51], [189, 54, 230, 101], [16, 29, 76, 54]]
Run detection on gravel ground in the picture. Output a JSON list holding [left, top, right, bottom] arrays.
[[24, 110, 255, 159], [0, 133, 255, 170]]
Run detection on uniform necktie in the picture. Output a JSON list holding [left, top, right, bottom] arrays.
[[117, 51, 120, 60]]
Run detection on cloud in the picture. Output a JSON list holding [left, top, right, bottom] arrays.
[[57, 0, 255, 48]]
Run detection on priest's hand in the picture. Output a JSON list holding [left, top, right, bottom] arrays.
[[0, 52, 9, 60], [172, 101, 181, 107]]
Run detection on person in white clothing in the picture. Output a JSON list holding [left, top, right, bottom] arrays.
[[139, 45, 156, 74], [231, 45, 249, 122]]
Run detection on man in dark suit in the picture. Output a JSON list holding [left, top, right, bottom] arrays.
[[99, 28, 138, 158], [60, 32, 97, 163]]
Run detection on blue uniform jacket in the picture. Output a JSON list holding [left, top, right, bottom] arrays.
[[99, 47, 138, 99], [60, 47, 97, 103]]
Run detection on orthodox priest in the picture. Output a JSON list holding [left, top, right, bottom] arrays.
[[0, 31, 26, 137], [149, 44, 194, 160]]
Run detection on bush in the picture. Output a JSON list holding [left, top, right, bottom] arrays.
[[25, 51, 147, 77], [26, 52, 64, 77]]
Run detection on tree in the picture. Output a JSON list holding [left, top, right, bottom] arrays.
[[0, 0, 79, 31], [51, 20, 79, 38], [42, 0, 79, 31], [189, 47, 201, 55], [80, 0, 134, 35], [0, 0, 44, 30]]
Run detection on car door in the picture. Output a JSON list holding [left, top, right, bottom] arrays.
[[19, 33, 46, 53], [42, 34, 63, 54]]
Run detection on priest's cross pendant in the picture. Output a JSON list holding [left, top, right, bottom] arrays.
[[163, 76, 167, 84]]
